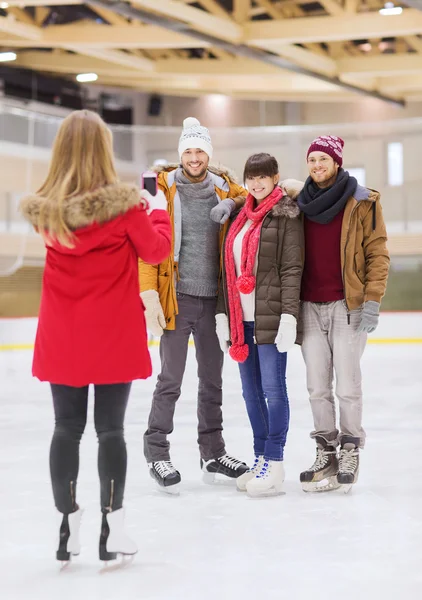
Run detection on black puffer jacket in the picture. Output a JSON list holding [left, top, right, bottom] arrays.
[[217, 183, 304, 345]]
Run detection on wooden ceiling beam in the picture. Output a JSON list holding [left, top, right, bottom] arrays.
[[0, 14, 41, 39], [246, 10, 422, 45], [130, 0, 242, 42]]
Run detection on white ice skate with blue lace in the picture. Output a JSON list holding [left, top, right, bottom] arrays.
[[236, 455, 264, 492], [246, 460, 285, 498]]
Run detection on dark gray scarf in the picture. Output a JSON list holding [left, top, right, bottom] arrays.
[[174, 167, 216, 201], [297, 168, 357, 224]]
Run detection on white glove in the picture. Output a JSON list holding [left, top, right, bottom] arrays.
[[275, 314, 297, 353], [141, 189, 167, 215], [141, 289, 166, 337], [215, 313, 230, 353]]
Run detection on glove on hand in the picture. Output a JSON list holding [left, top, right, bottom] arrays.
[[275, 314, 297, 353], [215, 313, 230, 353], [357, 301, 380, 334], [141, 189, 167, 215], [210, 198, 236, 224], [141, 289, 166, 337]]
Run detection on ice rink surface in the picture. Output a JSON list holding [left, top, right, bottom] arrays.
[[1, 315, 422, 600]]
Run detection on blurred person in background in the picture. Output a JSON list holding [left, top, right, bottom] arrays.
[[215, 153, 304, 498], [20, 110, 171, 562], [140, 117, 249, 493], [298, 135, 389, 493]]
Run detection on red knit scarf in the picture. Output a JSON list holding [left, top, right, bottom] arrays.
[[225, 186, 283, 362]]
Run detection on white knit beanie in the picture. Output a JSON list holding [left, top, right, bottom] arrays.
[[178, 117, 213, 160]]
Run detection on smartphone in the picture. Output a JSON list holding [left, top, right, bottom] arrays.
[[142, 171, 158, 196]]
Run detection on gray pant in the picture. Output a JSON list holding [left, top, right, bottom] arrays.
[[144, 293, 226, 462], [301, 300, 367, 448]]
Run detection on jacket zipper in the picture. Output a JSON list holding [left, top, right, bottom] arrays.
[[342, 202, 360, 325], [221, 231, 230, 336], [253, 216, 267, 344]]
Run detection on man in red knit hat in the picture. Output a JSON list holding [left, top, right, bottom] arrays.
[[297, 135, 390, 492]]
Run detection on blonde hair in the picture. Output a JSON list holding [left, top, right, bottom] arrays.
[[38, 109, 118, 246]]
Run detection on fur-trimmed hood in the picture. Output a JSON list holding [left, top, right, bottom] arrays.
[[152, 162, 239, 184], [272, 178, 304, 219], [20, 183, 145, 231]]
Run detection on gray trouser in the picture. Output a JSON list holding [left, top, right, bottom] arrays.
[[301, 300, 367, 448], [144, 293, 226, 462]]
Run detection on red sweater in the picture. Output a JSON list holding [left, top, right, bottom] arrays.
[[301, 210, 344, 302]]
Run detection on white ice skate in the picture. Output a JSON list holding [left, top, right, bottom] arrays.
[[246, 460, 285, 498], [236, 456, 264, 492], [100, 508, 138, 562]]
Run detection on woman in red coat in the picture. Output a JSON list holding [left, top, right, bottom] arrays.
[[20, 110, 171, 563]]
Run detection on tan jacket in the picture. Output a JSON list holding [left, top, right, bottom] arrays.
[[138, 164, 247, 330], [340, 185, 389, 310]]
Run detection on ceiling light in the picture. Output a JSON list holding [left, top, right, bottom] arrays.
[[0, 52, 16, 62], [379, 2, 403, 15], [359, 42, 372, 52], [76, 73, 98, 83], [0, 2, 9, 8]]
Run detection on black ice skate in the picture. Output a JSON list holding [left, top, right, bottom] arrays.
[[56, 509, 82, 562], [300, 436, 340, 492], [201, 454, 249, 484], [148, 460, 181, 494], [337, 437, 360, 493]]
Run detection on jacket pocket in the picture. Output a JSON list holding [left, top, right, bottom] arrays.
[[354, 251, 366, 285]]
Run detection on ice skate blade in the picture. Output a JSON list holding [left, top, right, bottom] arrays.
[[246, 487, 285, 498], [337, 483, 354, 494], [202, 471, 215, 485], [155, 482, 180, 496], [302, 476, 341, 493], [100, 554, 135, 573], [202, 471, 237, 486]]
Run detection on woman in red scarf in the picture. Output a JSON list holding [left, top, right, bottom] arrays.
[[216, 154, 304, 498]]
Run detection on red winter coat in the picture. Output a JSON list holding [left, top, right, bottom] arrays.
[[20, 183, 171, 386]]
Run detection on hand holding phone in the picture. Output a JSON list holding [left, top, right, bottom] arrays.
[[142, 171, 158, 196], [141, 189, 167, 215]]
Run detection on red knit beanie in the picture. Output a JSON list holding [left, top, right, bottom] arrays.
[[307, 135, 345, 167]]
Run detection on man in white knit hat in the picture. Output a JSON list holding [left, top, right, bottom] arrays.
[[139, 117, 249, 493]]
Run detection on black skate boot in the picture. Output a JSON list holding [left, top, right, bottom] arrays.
[[337, 436, 359, 492], [56, 509, 82, 562], [148, 460, 181, 494], [201, 454, 249, 484], [300, 436, 340, 492]]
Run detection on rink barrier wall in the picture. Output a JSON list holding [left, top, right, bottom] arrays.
[[1, 339, 422, 351]]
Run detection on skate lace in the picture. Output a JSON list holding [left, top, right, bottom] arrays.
[[256, 461, 270, 479], [219, 454, 245, 470], [339, 449, 358, 474], [250, 456, 262, 473], [154, 461, 177, 477], [309, 448, 332, 472]]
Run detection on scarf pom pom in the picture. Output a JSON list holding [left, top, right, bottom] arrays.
[[236, 275, 256, 294], [229, 343, 249, 363]]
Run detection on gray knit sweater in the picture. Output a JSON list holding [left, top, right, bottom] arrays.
[[175, 169, 220, 297]]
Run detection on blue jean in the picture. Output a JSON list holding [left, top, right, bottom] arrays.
[[238, 322, 290, 461]]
